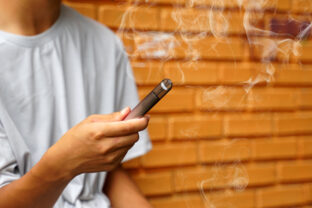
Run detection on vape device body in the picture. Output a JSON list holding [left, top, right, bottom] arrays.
[[124, 79, 173, 120]]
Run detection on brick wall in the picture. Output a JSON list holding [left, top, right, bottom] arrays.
[[64, 0, 312, 207]]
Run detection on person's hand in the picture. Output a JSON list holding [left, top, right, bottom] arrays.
[[44, 107, 149, 179]]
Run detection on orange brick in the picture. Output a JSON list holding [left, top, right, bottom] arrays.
[[133, 172, 173, 196], [134, 35, 245, 60], [133, 34, 186, 59], [274, 112, 312, 135], [141, 143, 197, 167], [207, 190, 255, 208], [163, 62, 219, 85], [249, 37, 293, 61], [150, 195, 204, 208], [133, 35, 245, 60], [134, 32, 183, 60], [274, 69, 312, 85], [174, 164, 269, 192], [248, 88, 298, 110], [139, 87, 195, 113], [298, 41, 312, 62], [65, 2, 97, 19], [299, 88, 312, 109], [98, 5, 160, 30], [222, 165, 250, 190], [196, 87, 248, 111], [225, 62, 279, 86], [193, 0, 290, 10], [219, 63, 254, 85], [292, 0, 312, 13], [132, 0, 187, 5], [245, 163, 276, 186], [174, 167, 228, 191], [192, 0, 242, 8], [123, 158, 140, 169], [148, 116, 167, 141], [263, 0, 291, 10], [98, 5, 127, 28], [168, 115, 222, 139], [236, 11, 266, 35], [160, 9, 244, 34], [224, 114, 272, 137], [273, 63, 302, 71], [278, 160, 312, 182], [131, 61, 165, 85], [306, 184, 312, 203], [299, 136, 312, 157], [160, 8, 210, 32], [199, 140, 251, 163], [257, 185, 307, 207], [226, 11, 245, 34], [189, 37, 245, 60], [252, 137, 297, 160], [116, 32, 135, 54]]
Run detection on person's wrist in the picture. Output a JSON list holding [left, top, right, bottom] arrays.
[[30, 147, 75, 184]]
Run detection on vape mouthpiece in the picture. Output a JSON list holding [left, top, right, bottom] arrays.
[[153, 79, 173, 99], [124, 79, 173, 120], [161, 79, 172, 90]]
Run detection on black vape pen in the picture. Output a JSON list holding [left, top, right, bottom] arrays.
[[125, 79, 173, 120]]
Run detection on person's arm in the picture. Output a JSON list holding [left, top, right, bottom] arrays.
[[0, 108, 149, 208], [104, 166, 153, 208], [0, 152, 72, 208]]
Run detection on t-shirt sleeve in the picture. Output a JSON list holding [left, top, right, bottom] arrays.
[[114, 41, 152, 162], [0, 120, 21, 188]]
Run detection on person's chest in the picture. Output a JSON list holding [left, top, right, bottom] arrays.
[[0, 39, 118, 162]]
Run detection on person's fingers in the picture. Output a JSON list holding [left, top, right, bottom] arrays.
[[119, 107, 131, 120], [87, 107, 131, 123], [90, 116, 149, 137], [101, 133, 139, 153], [103, 146, 131, 165]]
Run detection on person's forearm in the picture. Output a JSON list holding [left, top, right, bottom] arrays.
[[0, 151, 73, 208], [104, 166, 153, 208], [0, 110, 149, 208]]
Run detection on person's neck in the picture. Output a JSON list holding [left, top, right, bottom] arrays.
[[0, 0, 62, 36]]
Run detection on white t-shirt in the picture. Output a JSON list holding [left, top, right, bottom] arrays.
[[0, 5, 151, 208]]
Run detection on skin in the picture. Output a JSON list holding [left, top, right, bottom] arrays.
[[0, 1, 153, 207]]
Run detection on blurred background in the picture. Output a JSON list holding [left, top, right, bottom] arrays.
[[64, 0, 312, 207]]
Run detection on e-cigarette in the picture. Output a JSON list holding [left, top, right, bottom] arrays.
[[124, 79, 173, 120]]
